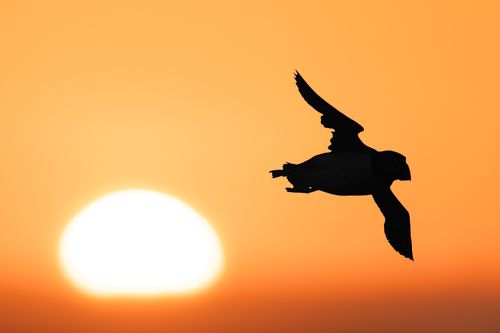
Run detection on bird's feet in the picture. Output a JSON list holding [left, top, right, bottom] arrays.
[[286, 186, 315, 193]]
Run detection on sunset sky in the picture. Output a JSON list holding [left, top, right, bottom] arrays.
[[1, 1, 500, 332]]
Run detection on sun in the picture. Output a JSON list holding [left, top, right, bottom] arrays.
[[59, 190, 224, 296]]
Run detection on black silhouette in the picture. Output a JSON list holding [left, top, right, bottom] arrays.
[[271, 72, 413, 260]]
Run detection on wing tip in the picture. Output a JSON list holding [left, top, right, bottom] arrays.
[[294, 70, 303, 81], [396, 245, 414, 261], [386, 233, 414, 261]]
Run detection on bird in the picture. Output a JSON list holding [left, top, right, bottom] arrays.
[[270, 71, 413, 260]]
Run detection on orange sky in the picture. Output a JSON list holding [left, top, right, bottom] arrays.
[[1, 1, 500, 332]]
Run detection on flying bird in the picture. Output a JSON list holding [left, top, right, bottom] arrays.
[[271, 72, 413, 260]]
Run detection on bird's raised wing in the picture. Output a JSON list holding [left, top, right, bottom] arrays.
[[372, 186, 413, 260], [294, 71, 366, 151]]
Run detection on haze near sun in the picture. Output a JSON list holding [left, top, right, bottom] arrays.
[[60, 190, 224, 296]]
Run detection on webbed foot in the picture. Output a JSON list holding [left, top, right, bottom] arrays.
[[286, 186, 315, 193]]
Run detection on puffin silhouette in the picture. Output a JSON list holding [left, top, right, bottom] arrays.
[[271, 72, 413, 260]]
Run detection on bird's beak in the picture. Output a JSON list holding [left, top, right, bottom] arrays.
[[400, 163, 411, 181]]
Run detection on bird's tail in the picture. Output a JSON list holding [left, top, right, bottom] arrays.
[[270, 169, 285, 178], [270, 163, 297, 178]]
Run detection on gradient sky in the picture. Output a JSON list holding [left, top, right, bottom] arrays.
[[1, 1, 500, 332]]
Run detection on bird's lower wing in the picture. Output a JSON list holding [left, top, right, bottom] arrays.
[[372, 187, 413, 260]]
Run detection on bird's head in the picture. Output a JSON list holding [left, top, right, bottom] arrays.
[[374, 151, 411, 183]]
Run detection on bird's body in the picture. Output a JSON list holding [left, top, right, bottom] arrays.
[[271, 72, 414, 260], [282, 151, 378, 196]]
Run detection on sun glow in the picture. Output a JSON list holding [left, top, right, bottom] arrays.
[[60, 190, 223, 296]]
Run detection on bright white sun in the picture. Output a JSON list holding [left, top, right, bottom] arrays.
[[60, 190, 223, 296]]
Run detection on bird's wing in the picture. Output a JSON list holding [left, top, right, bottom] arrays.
[[372, 186, 413, 260], [294, 71, 366, 151]]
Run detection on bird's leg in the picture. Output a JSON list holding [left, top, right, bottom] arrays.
[[286, 186, 315, 193]]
